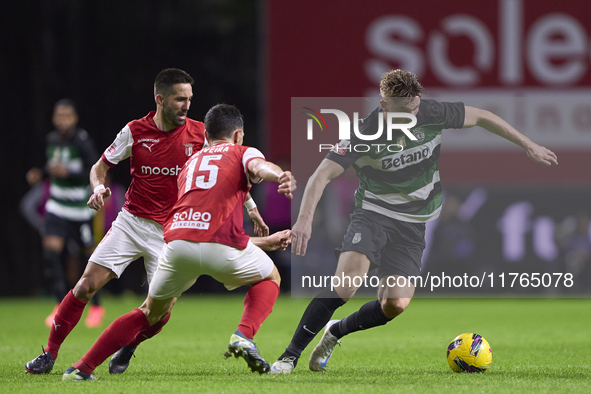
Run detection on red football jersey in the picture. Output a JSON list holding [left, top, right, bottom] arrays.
[[101, 111, 205, 224], [163, 143, 265, 249]]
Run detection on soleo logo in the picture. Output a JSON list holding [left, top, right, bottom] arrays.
[[170, 208, 212, 230], [141, 165, 183, 176], [303, 107, 417, 153], [365, 0, 589, 86]]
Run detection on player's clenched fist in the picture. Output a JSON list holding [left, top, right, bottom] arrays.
[[278, 171, 296, 199]]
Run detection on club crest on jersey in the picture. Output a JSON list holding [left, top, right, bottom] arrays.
[[185, 143, 194, 156], [411, 128, 425, 144], [352, 233, 362, 244]]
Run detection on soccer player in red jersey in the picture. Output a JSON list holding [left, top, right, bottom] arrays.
[[26, 69, 267, 375], [61, 103, 295, 380]]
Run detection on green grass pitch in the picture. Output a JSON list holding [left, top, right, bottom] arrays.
[[1, 295, 589, 393]]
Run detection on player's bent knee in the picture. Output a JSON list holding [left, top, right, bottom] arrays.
[[380, 298, 411, 319], [73, 267, 115, 302], [140, 296, 175, 326], [73, 276, 106, 302], [264, 265, 281, 288], [72, 279, 95, 302], [335, 287, 357, 302]]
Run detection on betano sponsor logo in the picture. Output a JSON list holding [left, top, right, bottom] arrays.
[[381, 147, 431, 170], [141, 165, 183, 176], [171, 208, 212, 230]]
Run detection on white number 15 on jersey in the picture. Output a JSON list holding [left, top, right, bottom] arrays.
[[184, 154, 222, 192]]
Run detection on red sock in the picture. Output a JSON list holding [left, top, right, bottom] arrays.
[[74, 308, 150, 374], [237, 281, 280, 339], [46, 290, 87, 359], [128, 312, 171, 348]]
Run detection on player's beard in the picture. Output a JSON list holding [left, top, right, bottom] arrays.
[[162, 102, 187, 127]]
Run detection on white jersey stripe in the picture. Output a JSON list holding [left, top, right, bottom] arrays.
[[49, 184, 89, 201], [364, 171, 441, 205], [361, 200, 442, 223], [45, 199, 95, 221]]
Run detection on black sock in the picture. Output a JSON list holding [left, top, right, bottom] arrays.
[[330, 300, 392, 339], [281, 289, 346, 360], [42, 249, 67, 302]]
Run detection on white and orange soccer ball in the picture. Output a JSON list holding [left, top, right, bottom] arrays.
[[446, 333, 492, 373]]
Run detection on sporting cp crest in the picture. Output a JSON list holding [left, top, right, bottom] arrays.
[[411, 128, 425, 144], [352, 232, 362, 244], [184, 143, 194, 156]]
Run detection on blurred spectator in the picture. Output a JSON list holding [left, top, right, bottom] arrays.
[[555, 211, 591, 294], [423, 194, 475, 276]]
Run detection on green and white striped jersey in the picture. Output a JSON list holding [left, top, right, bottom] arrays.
[[44, 128, 98, 221], [326, 99, 465, 223]]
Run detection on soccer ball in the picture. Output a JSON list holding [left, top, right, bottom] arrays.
[[446, 333, 492, 373]]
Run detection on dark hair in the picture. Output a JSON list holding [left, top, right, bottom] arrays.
[[380, 69, 423, 97], [204, 104, 244, 140], [53, 98, 77, 113], [154, 68, 194, 96]]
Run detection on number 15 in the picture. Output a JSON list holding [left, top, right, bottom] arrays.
[[184, 154, 222, 192]]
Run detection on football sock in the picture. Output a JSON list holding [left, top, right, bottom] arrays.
[[74, 308, 150, 375], [128, 311, 171, 348], [237, 280, 280, 339], [282, 288, 345, 359], [46, 290, 87, 359], [42, 248, 67, 302], [330, 300, 392, 339]]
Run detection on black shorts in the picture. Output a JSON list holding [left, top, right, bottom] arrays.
[[43, 213, 95, 249], [335, 207, 426, 278]]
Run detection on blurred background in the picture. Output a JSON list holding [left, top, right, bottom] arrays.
[[1, 0, 589, 297]]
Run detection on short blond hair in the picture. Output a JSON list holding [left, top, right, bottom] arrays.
[[379, 69, 423, 98]]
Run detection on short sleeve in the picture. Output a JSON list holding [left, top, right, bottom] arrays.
[[242, 147, 266, 185], [102, 125, 133, 167], [422, 100, 465, 129], [325, 106, 379, 169], [325, 139, 360, 170]]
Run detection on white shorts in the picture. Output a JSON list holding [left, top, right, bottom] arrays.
[[89, 209, 164, 282], [149, 240, 275, 300]]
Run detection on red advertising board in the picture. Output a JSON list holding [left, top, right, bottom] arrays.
[[266, 0, 591, 184]]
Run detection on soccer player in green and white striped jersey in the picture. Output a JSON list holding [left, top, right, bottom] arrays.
[[270, 69, 558, 374], [25, 99, 104, 328]]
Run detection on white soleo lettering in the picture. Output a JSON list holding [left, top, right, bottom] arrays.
[[365, 0, 589, 86], [141, 165, 183, 176], [171, 209, 212, 230]]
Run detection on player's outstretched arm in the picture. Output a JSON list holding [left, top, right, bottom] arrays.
[[463, 106, 559, 166], [87, 159, 112, 211], [291, 158, 344, 256], [247, 159, 296, 199], [251, 230, 292, 251]]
